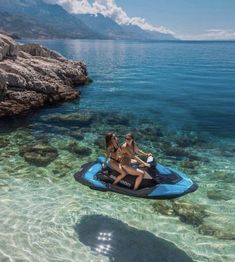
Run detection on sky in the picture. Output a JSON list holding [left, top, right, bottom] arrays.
[[46, 0, 235, 40]]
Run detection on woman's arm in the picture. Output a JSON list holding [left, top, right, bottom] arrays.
[[125, 146, 149, 167], [133, 155, 150, 167], [135, 145, 151, 157]]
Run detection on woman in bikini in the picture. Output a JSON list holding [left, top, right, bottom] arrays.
[[121, 133, 151, 190], [124, 133, 152, 163], [105, 133, 127, 185]]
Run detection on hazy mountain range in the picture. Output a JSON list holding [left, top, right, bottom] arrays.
[[0, 0, 176, 40]]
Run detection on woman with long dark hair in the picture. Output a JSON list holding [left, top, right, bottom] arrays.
[[105, 132, 126, 185]]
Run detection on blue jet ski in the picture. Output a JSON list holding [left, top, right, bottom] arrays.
[[74, 156, 198, 199]]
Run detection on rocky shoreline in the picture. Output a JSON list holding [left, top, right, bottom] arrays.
[[0, 33, 91, 117]]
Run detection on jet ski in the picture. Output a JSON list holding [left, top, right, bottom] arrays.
[[74, 156, 198, 199]]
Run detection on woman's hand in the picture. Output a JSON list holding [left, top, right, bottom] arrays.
[[147, 153, 152, 157], [144, 163, 150, 168]]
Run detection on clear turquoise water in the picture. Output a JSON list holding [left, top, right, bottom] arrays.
[[20, 39, 235, 138], [0, 40, 234, 262]]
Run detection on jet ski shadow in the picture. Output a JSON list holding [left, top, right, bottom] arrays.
[[74, 214, 194, 262]]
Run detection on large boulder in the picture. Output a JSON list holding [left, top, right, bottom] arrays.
[[0, 70, 7, 100], [0, 33, 18, 61], [18, 43, 65, 61], [0, 33, 91, 117]]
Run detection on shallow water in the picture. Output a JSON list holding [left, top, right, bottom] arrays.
[[0, 40, 234, 262]]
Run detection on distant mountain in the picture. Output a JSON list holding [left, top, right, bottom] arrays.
[[0, 11, 72, 39], [75, 14, 126, 40], [121, 24, 175, 41], [0, 0, 176, 40], [76, 14, 176, 41], [0, 0, 102, 39]]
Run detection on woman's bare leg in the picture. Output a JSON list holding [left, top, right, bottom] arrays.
[[122, 165, 144, 190], [110, 161, 126, 185]]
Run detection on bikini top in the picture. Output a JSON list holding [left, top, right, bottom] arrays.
[[110, 145, 119, 153], [119, 145, 136, 164]]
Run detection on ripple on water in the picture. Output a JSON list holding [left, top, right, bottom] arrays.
[[0, 109, 234, 261]]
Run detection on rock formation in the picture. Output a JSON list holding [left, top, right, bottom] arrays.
[[0, 33, 90, 117]]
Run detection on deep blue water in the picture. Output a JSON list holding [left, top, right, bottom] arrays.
[[21, 40, 235, 138]]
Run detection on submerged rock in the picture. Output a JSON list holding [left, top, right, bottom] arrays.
[[69, 130, 85, 141], [198, 222, 235, 240], [164, 146, 189, 157], [105, 115, 130, 126], [19, 143, 58, 166], [0, 137, 9, 147], [210, 171, 234, 183], [181, 160, 198, 169], [152, 200, 207, 226], [207, 189, 232, 201], [94, 137, 105, 150], [52, 160, 74, 177], [172, 200, 207, 226], [41, 112, 94, 127], [66, 142, 92, 157], [139, 126, 164, 140], [0, 33, 90, 117], [175, 134, 205, 148], [152, 200, 175, 216], [217, 146, 235, 157]]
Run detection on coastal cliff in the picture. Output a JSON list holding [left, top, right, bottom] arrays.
[[0, 34, 90, 117]]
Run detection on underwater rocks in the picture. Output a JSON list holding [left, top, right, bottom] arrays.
[[173, 200, 207, 226], [139, 126, 163, 140], [152, 200, 207, 226], [151, 200, 175, 216], [0, 33, 90, 117], [217, 146, 235, 157], [66, 142, 92, 157], [210, 170, 234, 183], [180, 160, 198, 169], [0, 137, 9, 148], [207, 189, 232, 201], [175, 134, 205, 148], [69, 130, 85, 141], [198, 220, 235, 240], [19, 143, 58, 166], [40, 112, 94, 127], [94, 137, 105, 150], [164, 146, 189, 157], [105, 115, 130, 126], [52, 160, 74, 178]]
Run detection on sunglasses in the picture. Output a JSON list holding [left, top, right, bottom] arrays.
[[125, 137, 132, 141]]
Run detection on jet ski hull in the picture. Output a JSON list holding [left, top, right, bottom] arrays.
[[74, 157, 198, 199]]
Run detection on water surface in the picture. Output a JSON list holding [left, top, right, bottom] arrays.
[[0, 40, 234, 262]]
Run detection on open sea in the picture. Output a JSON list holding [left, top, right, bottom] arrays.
[[0, 40, 234, 262]]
